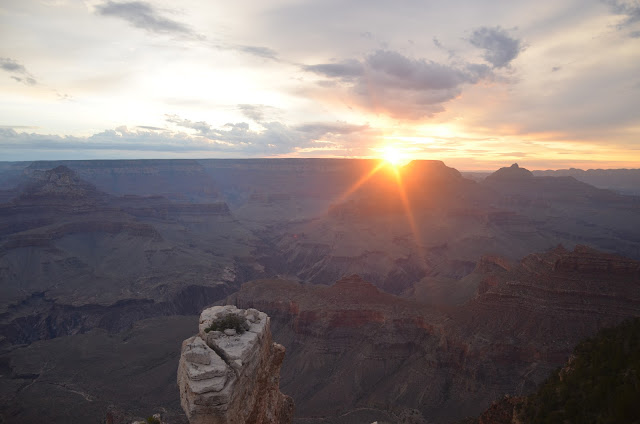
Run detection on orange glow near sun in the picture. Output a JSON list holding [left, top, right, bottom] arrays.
[[380, 145, 410, 167]]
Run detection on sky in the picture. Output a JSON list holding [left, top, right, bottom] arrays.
[[1, 0, 639, 170]]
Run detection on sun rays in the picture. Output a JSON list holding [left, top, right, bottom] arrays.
[[387, 163, 424, 262], [329, 157, 425, 264], [331, 161, 387, 206]]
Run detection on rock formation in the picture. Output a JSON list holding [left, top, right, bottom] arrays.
[[177, 305, 293, 424], [18, 165, 103, 202], [228, 248, 640, 422], [485, 162, 533, 181]]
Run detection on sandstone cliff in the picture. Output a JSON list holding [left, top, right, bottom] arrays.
[[177, 305, 293, 424]]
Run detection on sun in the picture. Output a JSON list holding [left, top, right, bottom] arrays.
[[381, 145, 409, 167]]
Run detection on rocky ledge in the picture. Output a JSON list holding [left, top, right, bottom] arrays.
[[177, 305, 294, 424]]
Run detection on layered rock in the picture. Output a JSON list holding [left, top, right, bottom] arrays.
[[231, 276, 449, 422], [229, 247, 640, 422], [178, 305, 293, 424]]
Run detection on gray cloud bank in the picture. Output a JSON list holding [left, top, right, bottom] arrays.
[[0, 58, 37, 85], [304, 49, 495, 119], [302, 24, 526, 120], [0, 115, 371, 159]]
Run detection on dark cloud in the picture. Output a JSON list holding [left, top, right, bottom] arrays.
[[552, 66, 562, 72], [0, 57, 37, 85], [366, 50, 474, 90], [468, 26, 523, 68], [303, 50, 493, 119], [0, 58, 26, 73], [631, 30, 640, 37], [604, 0, 640, 29], [96, 1, 196, 37]]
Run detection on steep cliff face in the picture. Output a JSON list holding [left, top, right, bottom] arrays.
[[177, 305, 293, 424]]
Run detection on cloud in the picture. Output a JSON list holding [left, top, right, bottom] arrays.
[[95, 1, 281, 59], [164, 114, 371, 153], [0, 115, 372, 159], [96, 1, 196, 37], [136, 125, 164, 130], [303, 50, 493, 119], [56, 92, 73, 101], [234, 45, 279, 60], [238, 104, 266, 122], [468, 26, 523, 68], [293, 122, 369, 136], [165, 114, 211, 135], [604, 0, 640, 29], [237, 104, 282, 122], [0, 58, 37, 85], [304, 59, 364, 79], [366, 50, 489, 90]]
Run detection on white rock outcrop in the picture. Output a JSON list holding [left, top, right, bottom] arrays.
[[178, 305, 294, 424]]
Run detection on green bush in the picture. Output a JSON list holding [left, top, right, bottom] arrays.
[[146, 416, 160, 424], [204, 314, 249, 334], [520, 318, 640, 424]]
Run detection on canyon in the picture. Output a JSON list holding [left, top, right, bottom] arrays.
[[0, 159, 639, 423]]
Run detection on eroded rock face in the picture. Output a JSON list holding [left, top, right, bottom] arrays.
[[178, 305, 293, 424]]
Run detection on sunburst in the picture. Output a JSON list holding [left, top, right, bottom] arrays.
[[381, 145, 410, 167]]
